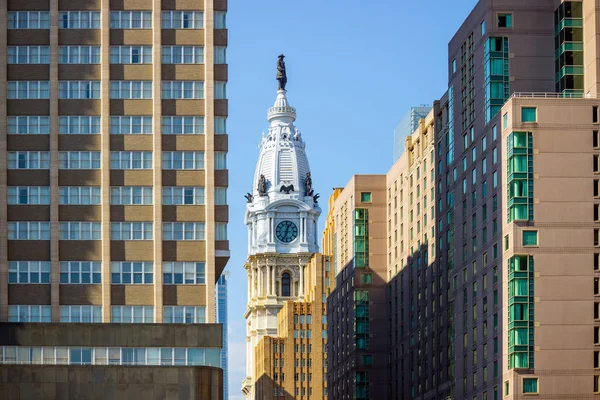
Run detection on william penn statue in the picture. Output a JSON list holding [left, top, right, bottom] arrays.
[[276, 54, 287, 90]]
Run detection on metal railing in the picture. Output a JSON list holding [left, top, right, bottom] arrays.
[[511, 92, 597, 99]]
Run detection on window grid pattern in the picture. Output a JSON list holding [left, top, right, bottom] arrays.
[[59, 151, 101, 169], [8, 12, 50, 29], [8, 151, 50, 169], [8, 116, 50, 134], [110, 151, 153, 169], [110, 187, 153, 205], [163, 262, 206, 284], [161, 46, 204, 64], [110, 46, 152, 64], [162, 187, 205, 205], [162, 116, 204, 134], [59, 187, 101, 205], [8, 46, 50, 64], [8, 81, 50, 99], [110, 81, 152, 99], [59, 11, 101, 29], [507, 255, 535, 370], [507, 132, 534, 222], [60, 261, 102, 284], [8, 187, 50, 205], [162, 151, 204, 170], [111, 262, 153, 284], [8, 222, 50, 240], [163, 223, 206, 241], [59, 116, 100, 134], [8, 261, 51, 284], [8, 306, 51, 322], [59, 46, 100, 64], [164, 306, 206, 323], [60, 306, 102, 323], [111, 222, 153, 241], [58, 81, 101, 99], [111, 306, 154, 323], [161, 81, 204, 99], [0, 346, 220, 367], [110, 116, 152, 134], [59, 222, 101, 240], [484, 36, 510, 123], [110, 11, 152, 29], [161, 11, 204, 29]]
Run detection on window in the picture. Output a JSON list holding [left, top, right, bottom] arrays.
[[596, 180, 600, 197], [59, 222, 101, 240], [8, 305, 51, 322], [110, 151, 152, 169], [214, 11, 226, 28], [215, 187, 227, 205], [59, 11, 100, 29], [59, 187, 101, 205], [110, 187, 152, 205], [361, 192, 372, 203], [8, 187, 50, 205], [216, 223, 227, 240], [110, 81, 152, 99], [8, 222, 50, 240], [522, 231, 538, 246], [8, 46, 50, 64], [59, 116, 101, 134], [215, 82, 227, 99], [8, 261, 50, 284], [111, 222, 153, 240], [164, 306, 206, 323], [522, 378, 538, 393], [111, 262, 153, 284], [110, 11, 152, 29], [59, 46, 100, 64], [452, 59, 457, 73], [161, 11, 204, 29], [522, 107, 537, 122], [162, 187, 205, 205], [162, 151, 205, 169], [163, 262, 205, 284], [481, 20, 486, 35], [497, 13, 513, 28], [110, 46, 152, 64], [60, 261, 101, 284], [215, 152, 227, 169], [215, 46, 227, 64], [59, 151, 101, 169], [595, 106, 599, 124], [111, 306, 154, 323], [59, 80, 101, 99], [162, 116, 204, 134], [282, 273, 291, 296], [8, 116, 50, 134], [60, 306, 102, 323], [7, 81, 50, 99], [8, 11, 50, 29], [162, 46, 204, 64], [493, 171, 498, 188], [596, 204, 600, 221], [162, 81, 204, 99], [110, 116, 152, 134], [163, 222, 205, 240]]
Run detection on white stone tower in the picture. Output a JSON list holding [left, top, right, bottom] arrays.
[[241, 87, 321, 399]]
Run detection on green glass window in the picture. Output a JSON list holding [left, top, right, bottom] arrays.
[[523, 378, 538, 393], [360, 273, 372, 284], [360, 192, 372, 203], [523, 231, 538, 246], [361, 355, 372, 365], [498, 13, 513, 28], [503, 113, 508, 129], [481, 20, 485, 36], [452, 59, 457, 73], [522, 107, 537, 122]]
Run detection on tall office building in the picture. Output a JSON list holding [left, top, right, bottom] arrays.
[[393, 105, 432, 162], [0, 0, 229, 397], [216, 271, 230, 400]]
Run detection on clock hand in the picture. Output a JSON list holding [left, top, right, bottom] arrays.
[[284, 225, 290, 238]]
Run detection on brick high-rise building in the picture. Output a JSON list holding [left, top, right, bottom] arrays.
[[0, 0, 229, 398]]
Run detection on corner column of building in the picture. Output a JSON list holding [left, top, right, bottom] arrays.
[[205, 0, 216, 321], [0, 1, 7, 321], [49, 0, 60, 322], [152, 0, 164, 323], [100, 0, 112, 323], [267, 265, 271, 295]]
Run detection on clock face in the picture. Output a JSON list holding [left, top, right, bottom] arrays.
[[275, 221, 298, 243]]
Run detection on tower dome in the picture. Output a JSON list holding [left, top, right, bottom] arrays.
[[253, 90, 312, 200]]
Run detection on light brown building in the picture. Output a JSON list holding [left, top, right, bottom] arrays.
[[0, 1, 228, 397], [254, 253, 333, 400]]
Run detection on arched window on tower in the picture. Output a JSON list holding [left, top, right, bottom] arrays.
[[282, 273, 291, 297]]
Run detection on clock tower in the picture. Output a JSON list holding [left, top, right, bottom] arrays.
[[242, 69, 321, 399]]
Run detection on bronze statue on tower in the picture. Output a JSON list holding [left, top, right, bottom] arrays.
[[276, 54, 287, 90]]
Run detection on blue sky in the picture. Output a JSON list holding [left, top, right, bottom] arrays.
[[225, 1, 477, 398]]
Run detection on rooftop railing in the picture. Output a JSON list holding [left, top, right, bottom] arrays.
[[511, 92, 594, 99]]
